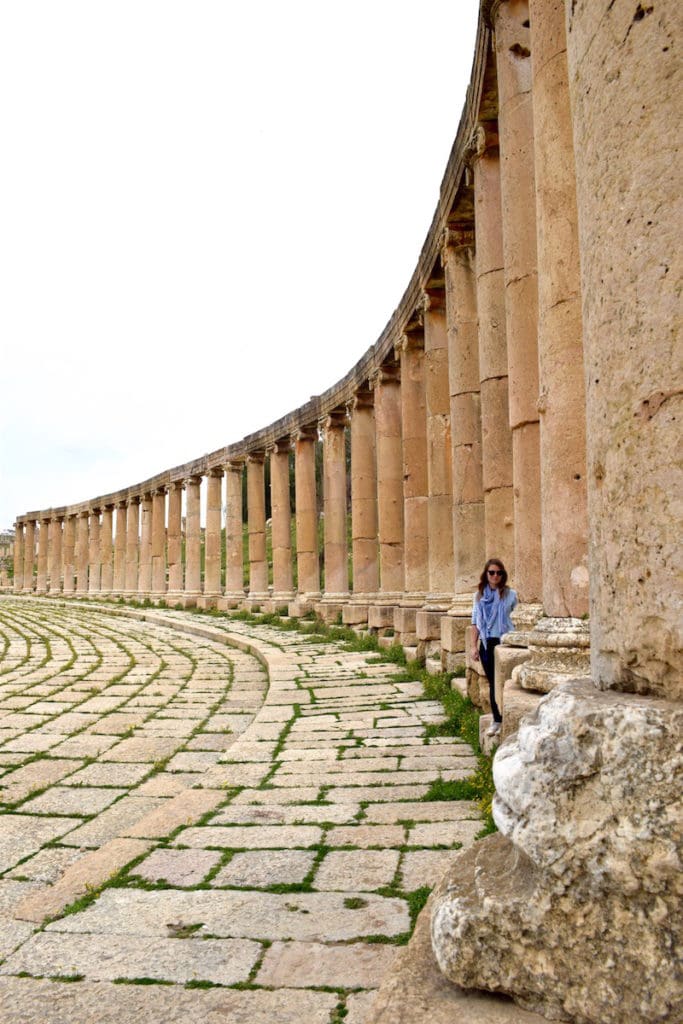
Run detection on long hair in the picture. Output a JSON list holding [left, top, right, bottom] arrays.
[[476, 558, 509, 600]]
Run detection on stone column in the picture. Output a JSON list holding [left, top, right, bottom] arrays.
[[23, 519, 36, 592], [184, 476, 202, 605], [124, 497, 140, 597], [166, 482, 183, 604], [48, 515, 63, 594], [62, 515, 76, 595], [246, 453, 268, 603], [87, 510, 101, 595], [99, 506, 113, 595], [291, 427, 320, 612], [113, 502, 127, 596], [441, 227, 486, 669], [343, 387, 378, 626], [75, 512, 89, 595], [13, 522, 24, 593], [269, 442, 294, 610], [198, 470, 222, 608], [137, 495, 152, 597], [469, 123, 514, 572], [370, 362, 404, 631], [36, 517, 49, 595], [492, 0, 542, 603], [220, 461, 244, 608], [150, 487, 167, 603], [320, 410, 349, 618]]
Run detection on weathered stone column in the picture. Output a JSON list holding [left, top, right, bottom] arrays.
[[138, 496, 152, 597], [492, 0, 542, 603], [166, 482, 183, 604], [47, 515, 63, 595], [319, 410, 349, 618], [184, 476, 202, 605], [268, 442, 294, 611], [441, 227, 486, 670], [113, 502, 127, 596], [75, 512, 89, 595], [343, 387, 378, 627], [370, 362, 404, 631], [150, 487, 167, 602], [423, 291, 453, 604], [469, 123, 514, 571], [87, 510, 101, 595], [36, 517, 49, 595], [246, 453, 268, 603], [62, 515, 76, 595], [198, 470, 222, 608], [124, 497, 140, 597], [23, 519, 36, 593], [290, 427, 320, 612], [220, 462, 244, 608], [99, 506, 113, 595], [13, 522, 24, 593]]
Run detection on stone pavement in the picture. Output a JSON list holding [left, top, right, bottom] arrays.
[[0, 597, 483, 1023]]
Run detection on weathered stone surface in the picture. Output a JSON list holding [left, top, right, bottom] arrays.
[[133, 848, 222, 887], [178, 824, 322, 849], [123, 788, 224, 839], [213, 849, 315, 887], [256, 939, 399, 988], [432, 682, 683, 1024], [364, 801, 479, 824], [314, 850, 399, 891], [20, 785, 126, 816], [0, 814, 81, 873]]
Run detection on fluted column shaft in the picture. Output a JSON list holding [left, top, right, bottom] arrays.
[[349, 391, 378, 595], [36, 519, 49, 594], [124, 498, 140, 596], [62, 516, 76, 594], [166, 483, 183, 597], [444, 231, 485, 593], [22, 520, 36, 592], [225, 463, 244, 596], [294, 430, 320, 598], [471, 125, 515, 571], [184, 477, 202, 597], [48, 517, 63, 594], [247, 455, 268, 597], [75, 513, 89, 594], [87, 511, 101, 594], [113, 504, 127, 594], [322, 413, 349, 597], [529, 0, 588, 617], [399, 334, 428, 597], [13, 523, 24, 592], [100, 506, 113, 594], [374, 365, 404, 596], [270, 444, 293, 598], [424, 296, 454, 602], [151, 488, 167, 598]]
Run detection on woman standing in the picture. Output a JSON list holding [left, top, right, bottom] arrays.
[[471, 558, 517, 736]]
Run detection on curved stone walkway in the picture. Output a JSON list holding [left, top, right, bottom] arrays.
[[0, 597, 482, 1024]]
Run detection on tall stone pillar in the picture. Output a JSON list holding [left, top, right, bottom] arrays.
[[441, 227, 486, 669], [100, 506, 113, 595], [491, 0, 542, 603], [370, 362, 404, 631], [138, 495, 153, 597], [319, 410, 349, 618], [23, 519, 36, 593], [291, 427, 320, 612], [62, 515, 76, 595], [343, 387, 378, 627], [220, 461, 244, 608], [113, 502, 127, 596], [48, 515, 63, 594], [198, 470, 222, 608], [246, 453, 268, 603], [124, 497, 140, 597], [87, 510, 101, 595], [166, 482, 183, 604], [13, 522, 24, 593], [469, 123, 514, 572], [184, 476, 202, 605], [75, 512, 89, 595], [269, 442, 294, 610], [150, 487, 167, 602], [36, 517, 49, 595]]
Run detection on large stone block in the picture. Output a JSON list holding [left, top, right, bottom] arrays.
[[493, 644, 532, 717], [416, 610, 444, 641]]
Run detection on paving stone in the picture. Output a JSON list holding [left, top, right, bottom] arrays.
[[178, 824, 322, 849], [48, 734, 120, 758], [0, 759, 83, 804], [314, 850, 400, 891], [270, 769, 440, 787], [165, 751, 222, 772], [7, 846, 85, 884], [213, 804, 358, 825], [213, 849, 315, 887], [0, 815, 81, 873], [47, 887, 410, 941], [185, 733, 236, 751], [363, 801, 480, 824], [256, 939, 399, 988], [232, 787, 321, 804], [100, 737, 181, 763], [327, 785, 429, 803], [65, 762, 151, 788], [133, 848, 222, 886], [198, 762, 271, 788], [407, 821, 482, 848], [59, 796, 167, 847], [124, 788, 224, 839], [88, 713, 149, 735], [326, 825, 406, 848], [277, 757, 399, 774], [346, 990, 379, 1024], [400, 850, 463, 891], [20, 785, 127, 817], [0, 733, 64, 753], [135, 772, 204, 796]]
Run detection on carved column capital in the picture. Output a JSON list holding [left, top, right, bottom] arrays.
[[370, 362, 401, 390], [464, 122, 499, 166], [347, 385, 374, 416], [319, 409, 348, 435], [292, 425, 318, 445]]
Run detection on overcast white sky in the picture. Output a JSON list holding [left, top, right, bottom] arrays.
[[1, 1, 479, 529]]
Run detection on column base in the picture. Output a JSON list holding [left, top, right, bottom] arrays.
[[394, 606, 418, 646], [261, 593, 295, 615], [368, 604, 398, 634], [416, 608, 446, 664], [196, 593, 220, 610], [313, 600, 348, 625], [217, 593, 245, 611], [342, 603, 372, 627], [515, 617, 591, 694], [243, 593, 269, 612]]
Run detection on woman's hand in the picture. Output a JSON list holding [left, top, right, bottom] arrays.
[[471, 646, 479, 661]]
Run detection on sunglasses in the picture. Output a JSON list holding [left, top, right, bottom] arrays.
[[487, 569, 503, 576]]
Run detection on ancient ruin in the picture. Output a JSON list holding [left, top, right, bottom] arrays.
[[9, 1, 681, 1022]]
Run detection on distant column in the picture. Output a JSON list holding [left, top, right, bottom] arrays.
[[247, 453, 268, 601], [321, 410, 349, 602], [184, 476, 202, 604], [62, 515, 76, 595], [398, 329, 429, 600], [87, 510, 101, 595], [48, 515, 63, 594], [343, 387, 378, 626], [270, 442, 294, 605], [151, 487, 167, 601], [199, 470, 222, 608], [75, 512, 89, 595], [373, 362, 404, 600], [293, 427, 320, 603], [222, 462, 245, 606], [113, 502, 127, 595], [166, 482, 183, 602], [36, 517, 49, 595], [100, 505, 114, 595], [138, 495, 153, 596], [124, 497, 140, 597], [13, 522, 24, 593]]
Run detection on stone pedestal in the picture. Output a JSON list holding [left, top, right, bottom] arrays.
[[99, 506, 113, 595], [515, 617, 590, 694], [368, 605, 396, 634], [349, 388, 379, 598], [124, 498, 140, 597], [393, 606, 419, 647], [342, 602, 373, 628]]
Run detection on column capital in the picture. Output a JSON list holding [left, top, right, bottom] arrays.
[[370, 362, 401, 389], [206, 466, 224, 479], [292, 425, 318, 445], [267, 439, 291, 458], [245, 451, 266, 465], [183, 475, 203, 488], [126, 494, 141, 508], [50, 512, 64, 524], [347, 385, 374, 415], [39, 513, 51, 525], [151, 485, 167, 496], [77, 509, 89, 519], [464, 122, 499, 165], [224, 459, 244, 474], [168, 479, 184, 492], [442, 225, 476, 255], [422, 288, 446, 315], [319, 409, 348, 434]]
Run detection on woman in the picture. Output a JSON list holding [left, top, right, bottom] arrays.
[[471, 558, 517, 736]]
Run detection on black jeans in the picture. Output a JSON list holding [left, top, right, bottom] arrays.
[[479, 638, 501, 723]]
